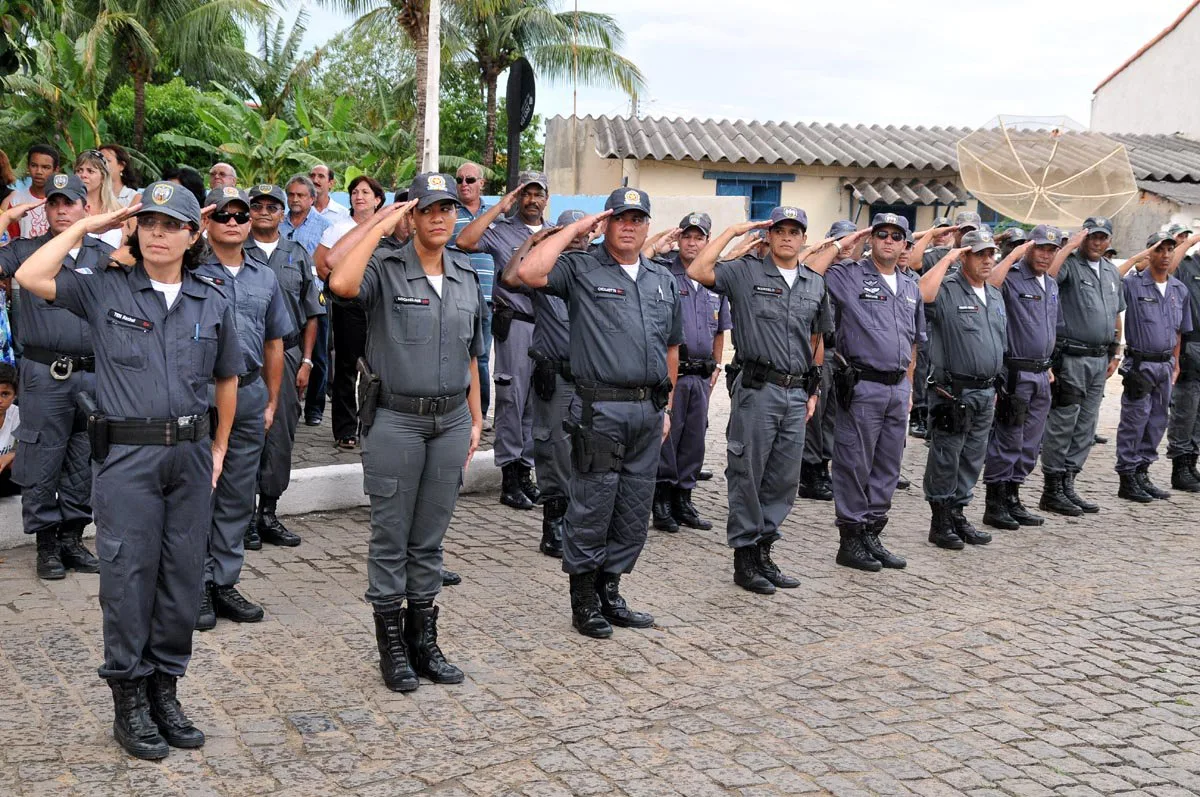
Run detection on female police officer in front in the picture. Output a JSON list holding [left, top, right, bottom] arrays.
[[16, 181, 242, 760], [328, 173, 483, 693]]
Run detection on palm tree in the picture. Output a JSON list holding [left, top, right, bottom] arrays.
[[250, 7, 324, 121], [452, 0, 643, 169]]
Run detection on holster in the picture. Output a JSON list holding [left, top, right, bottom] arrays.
[[1051, 374, 1086, 408], [995, 391, 1030, 427], [492, 301, 515, 342], [930, 395, 971, 434], [532, 361, 558, 402], [1122, 366, 1154, 401], [566, 423, 626, 473], [1182, 340, 1200, 381], [651, 378, 672, 411], [725, 362, 742, 397], [832, 366, 859, 411], [740, 359, 769, 391], [803, 366, 821, 396], [76, 392, 109, 463], [356, 357, 382, 433]]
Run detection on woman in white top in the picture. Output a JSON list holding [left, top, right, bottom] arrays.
[[100, 144, 141, 207], [74, 150, 125, 248]]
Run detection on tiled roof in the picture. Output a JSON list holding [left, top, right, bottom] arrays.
[[845, 178, 968, 206], [1138, 180, 1200, 204]]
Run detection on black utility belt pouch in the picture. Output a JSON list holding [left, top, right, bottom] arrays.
[[1051, 376, 1086, 408], [77, 392, 109, 463], [566, 424, 626, 473], [995, 392, 1030, 427], [803, 366, 821, 396], [532, 361, 558, 402], [725, 362, 742, 397], [651, 379, 672, 411], [740, 359, 769, 390], [356, 357, 382, 432], [930, 397, 971, 434], [492, 302, 515, 342], [1122, 367, 1154, 401], [832, 367, 860, 411]]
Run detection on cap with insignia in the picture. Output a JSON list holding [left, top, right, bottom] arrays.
[[248, 183, 287, 206], [137, 181, 202, 226], [408, 172, 463, 210], [44, 173, 87, 204], [1082, 216, 1113, 236], [678, 212, 712, 236], [604, 187, 651, 217], [1167, 222, 1193, 237], [933, 216, 952, 228], [961, 229, 997, 253], [1147, 231, 1175, 249], [1000, 227, 1027, 243], [953, 211, 982, 231], [869, 212, 910, 234], [204, 186, 250, 212], [556, 209, 586, 226], [1029, 224, 1062, 247], [826, 220, 858, 240], [518, 170, 549, 192], [767, 206, 808, 231]]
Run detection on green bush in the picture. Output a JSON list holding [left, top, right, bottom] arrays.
[[103, 78, 230, 177]]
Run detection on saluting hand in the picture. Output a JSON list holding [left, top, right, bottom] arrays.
[[729, 219, 772, 237], [654, 227, 681, 255], [572, 209, 612, 238], [949, 245, 970, 262], [3, 199, 45, 222], [498, 182, 529, 213], [374, 200, 417, 237], [1066, 229, 1088, 251], [83, 203, 141, 235]]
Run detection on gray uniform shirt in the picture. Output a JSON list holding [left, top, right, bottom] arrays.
[[357, 240, 484, 397], [1001, 259, 1058, 361], [824, 257, 926, 372], [194, 253, 295, 373], [245, 237, 325, 339], [479, 215, 544, 316], [53, 264, 243, 418], [1055, 252, 1126, 346], [1175, 254, 1200, 341], [925, 270, 1006, 380], [711, 254, 829, 374], [543, 245, 683, 387], [0, 233, 113, 354], [531, 290, 570, 361]]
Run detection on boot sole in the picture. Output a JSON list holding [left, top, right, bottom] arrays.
[[653, 521, 680, 532], [1118, 493, 1154, 503], [259, 535, 301, 547], [929, 537, 965, 550], [37, 570, 67, 580], [419, 671, 465, 684], [1039, 504, 1083, 517], [501, 496, 534, 510], [602, 614, 655, 629], [161, 731, 206, 749], [114, 727, 169, 760], [539, 545, 564, 558], [676, 520, 713, 530], [1012, 517, 1045, 526], [835, 555, 882, 572], [194, 617, 217, 632], [734, 579, 776, 595], [572, 621, 613, 639], [982, 516, 1020, 531], [797, 490, 833, 501], [214, 610, 264, 623], [384, 679, 420, 692]]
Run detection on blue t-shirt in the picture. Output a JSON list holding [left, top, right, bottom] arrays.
[[452, 204, 495, 303]]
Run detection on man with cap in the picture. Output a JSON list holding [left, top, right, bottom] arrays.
[[917, 229, 1006, 549], [1167, 223, 1193, 247], [979, 226, 1062, 529], [456, 171, 551, 511], [1164, 227, 1200, 490], [998, 227, 1028, 260], [244, 184, 325, 551], [0, 173, 110, 579], [647, 212, 730, 533], [798, 219, 860, 502], [194, 186, 294, 631], [689, 207, 828, 592], [1038, 216, 1125, 514], [517, 187, 682, 639], [1114, 232, 1191, 501], [802, 214, 924, 572]]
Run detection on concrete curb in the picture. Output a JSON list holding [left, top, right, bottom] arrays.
[[0, 450, 502, 551]]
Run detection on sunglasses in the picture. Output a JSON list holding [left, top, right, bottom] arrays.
[[249, 202, 282, 213], [212, 211, 250, 224], [873, 229, 906, 242], [137, 216, 189, 233], [456, 176, 478, 185]]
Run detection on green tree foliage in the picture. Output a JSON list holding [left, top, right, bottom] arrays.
[[440, 68, 542, 183], [102, 78, 228, 178]]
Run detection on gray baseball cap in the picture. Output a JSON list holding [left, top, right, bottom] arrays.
[[870, 211, 910, 233], [139, 181, 202, 226], [768, 206, 808, 231], [1082, 216, 1113, 236], [408, 172, 463, 210], [604, 187, 651, 217], [678, 212, 712, 236], [518, 170, 549, 191], [44, 173, 87, 204], [204, 186, 251, 212], [961, 229, 997, 253], [933, 216, 952, 228], [1147, 231, 1175, 248], [556, 209, 586, 226], [1029, 225, 1062, 247], [954, 211, 982, 231], [248, 183, 287, 206], [1167, 223, 1193, 237], [826, 220, 858, 240], [1001, 227, 1028, 243]]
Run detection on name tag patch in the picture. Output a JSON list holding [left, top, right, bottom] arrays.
[[957, 305, 980, 313], [754, 285, 783, 296], [194, 275, 225, 287], [394, 296, 431, 306], [859, 293, 887, 302], [1138, 296, 1159, 303], [595, 286, 625, 297], [106, 309, 154, 332], [1018, 293, 1042, 301]]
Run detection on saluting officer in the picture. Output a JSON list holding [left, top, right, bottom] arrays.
[[245, 184, 325, 549], [328, 173, 484, 693], [517, 188, 682, 640], [1115, 232, 1191, 502], [688, 207, 826, 594], [193, 187, 293, 631], [0, 174, 109, 580], [998, 227, 1028, 260], [652, 212, 729, 534], [1166, 228, 1200, 490], [16, 184, 241, 760], [919, 230, 1006, 549], [1039, 217, 1125, 514], [980, 226, 1062, 529]]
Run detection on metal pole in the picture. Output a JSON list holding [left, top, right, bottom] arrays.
[[422, 0, 441, 173]]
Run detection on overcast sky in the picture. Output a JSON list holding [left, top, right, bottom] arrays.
[[300, 0, 1192, 129]]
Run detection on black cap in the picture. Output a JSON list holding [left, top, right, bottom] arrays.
[[44, 173, 87, 204], [139, 181, 202, 226], [678, 212, 712, 236], [248, 183, 287, 206], [408, 172, 462, 210], [604, 187, 651, 217], [870, 212, 910, 234], [768, 206, 808, 230], [1082, 216, 1113, 236], [826, 220, 858, 240], [205, 186, 251, 212]]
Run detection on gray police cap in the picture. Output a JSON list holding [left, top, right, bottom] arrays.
[[954, 211, 982, 230], [138, 181, 202, 226], [961, 229, 997, 253], [678, 212, 712, 236], [248, 183, 287, 206], [44, 173, 87, 204], [826, 220, 858, 240], [1147, 231, 1175, 248], [1029, 225, 1062, 247], [1082, 216, 1113, 236], [768, 206, 808, 231], [556, 209, 586, 226]]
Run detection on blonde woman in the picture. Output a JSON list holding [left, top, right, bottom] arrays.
[[74, 150, 124, 248]]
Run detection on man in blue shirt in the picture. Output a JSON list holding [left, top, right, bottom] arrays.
[[281, 174, 332, 425], [450, 162, 495, 425]]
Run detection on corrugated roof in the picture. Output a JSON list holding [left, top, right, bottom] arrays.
[[566, 115, 1200, 183], [845, 178, 968, 206], [1139, 180, 1200, 204]]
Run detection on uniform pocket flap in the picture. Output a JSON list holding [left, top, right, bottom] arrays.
[[96, 535, 121, 562], [727, 439, 745, 457], [532, 425, 552, 442], [362, 474, 399, 498], [13, 427, 38, 444]]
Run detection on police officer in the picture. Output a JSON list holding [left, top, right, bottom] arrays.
[[1039, 217, 1125, 514], [0, 174, 108, 580], [16, 184, 241, 759], [517, 188, 681, 639], [650, 212, 729, 533], [328, 173, 484, 692], [980, 226, 1062, 528], [687, 208, 825, 592], [244, 184, 324, 549], [998, 226, 1028, 260], [456, 171, 551, 510], [802, 214, 923, 572], [1115, 232, 1191, 501], [1166, 228, 1200, 490]]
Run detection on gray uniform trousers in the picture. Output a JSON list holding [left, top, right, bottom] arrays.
[[725, 378, 808, 549], [831, 379, 909, 527], [493, 320, 535, 469], [258, 346, 301, 498], [1167, 377, 1200, 459], [802, 360, 835, 466], [923, 387, 995, 507], [658, 374, 710, 489], [95, 441, 213, 680], [1116, 360, 1173, 473], [984, 372, 1052, 484], [912, 342, 931, 411], [362, 403, 472, 609], [12, 362, 94, 533], [1040, 354, 1108, 474], [205, 379, 267, 587], [561, 395, 663, 575], [531, 374, 573, 500]]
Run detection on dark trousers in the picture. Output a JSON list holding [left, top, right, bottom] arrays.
[[304, 312, 329, 421], [331, 302, 368, 442]]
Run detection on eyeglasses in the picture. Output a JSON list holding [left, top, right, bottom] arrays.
[[137, 216, 189, 233], [212, 211, 250, 224], [456, 176, 478, 185], [249, 202, 282, 213], [874, 229, 906, 242]]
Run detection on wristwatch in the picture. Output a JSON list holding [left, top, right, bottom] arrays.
[[302, 357, 314, 366], [664, 408, 673, 416]]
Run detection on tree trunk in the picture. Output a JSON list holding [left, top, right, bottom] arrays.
[[411, 18, 428, 159], [483, 70, 498, 170], [133, 66, 147, 151]]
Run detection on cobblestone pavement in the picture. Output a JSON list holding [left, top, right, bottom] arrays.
[[6, 384, 1200, 796], [292, 416, 494, 469]]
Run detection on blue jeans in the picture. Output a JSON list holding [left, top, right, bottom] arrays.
[[479, 301, 493, 416], [305, 311, 330, 421]]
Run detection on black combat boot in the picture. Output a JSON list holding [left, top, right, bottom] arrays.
[[57, 520, 100, 573], [652, 483, 679, 532], [757, 539, 801, 587], [909, 407, 928, 439], [1188, 453, 1200, 485], [896, 472, 911, 490], [1136, 464, 1170, 499], [1118, 471, 1153, 503], [147, 672, 205, 748], [373, 606, 418, 692], [517, 464, 541, 504], [927, 502, 964, 550], [863, 518, 907, 569], [1171, 456, 1200, 492], [195, 583, 217, 631], [440, 569, 462, 586], [257, 497, 301, 546], [672, 487, 712, 530], [595, 571, 654, 628], [568, 571, 613, 638], [500, 463, 534, 510], [35, 527, 66, 580], [733, 545, 775, 594], [213, 585, 265, 623], [950, 506, 991, 545], [835, 524, 881, 572], [108, 678, 169, 760], [404, 600, 464, 684], [982, 482, 1019, 530], [1039, 473, 1083, 516], [697, 469, 713, 481], [539, 497, 566, 558], [1005, 482, 1044, 526], [1062, 471, 1099, 513], [797, 461, 832, 501], [243, 514, 262, 551]]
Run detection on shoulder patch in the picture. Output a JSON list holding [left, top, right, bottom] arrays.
[[75, 268, 93, 275]]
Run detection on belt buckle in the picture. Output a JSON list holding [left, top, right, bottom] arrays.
[[781, 373, 794, 387], [177, 415, 194, 442], [49, 356, 73, 381]]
